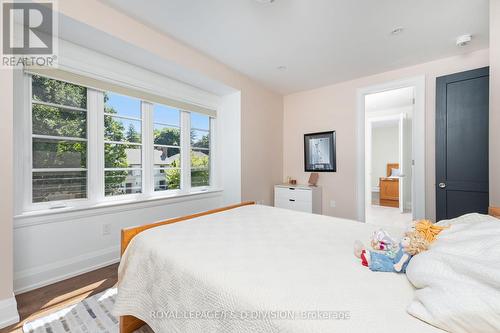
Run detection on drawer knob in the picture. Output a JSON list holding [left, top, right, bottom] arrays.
[[289, 199, 295, 202]]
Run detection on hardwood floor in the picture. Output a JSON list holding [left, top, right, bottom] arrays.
[[0, 263, 118, 333]]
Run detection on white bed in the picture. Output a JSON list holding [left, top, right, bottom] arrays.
[[113, 204, 443, 332]]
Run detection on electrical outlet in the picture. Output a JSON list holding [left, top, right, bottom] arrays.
[[102, 223, 111, 236], [330, 200, 336, 208]]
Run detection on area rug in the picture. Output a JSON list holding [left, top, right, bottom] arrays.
[[23, 288, 153, 333]]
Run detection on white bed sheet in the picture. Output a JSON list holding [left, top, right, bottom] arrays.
[[113, 205, 442, 333]]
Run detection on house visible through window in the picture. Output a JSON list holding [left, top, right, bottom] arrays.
[[191, 113, 210, 187], [31, 75, 88, 203], [153, 104, 181, 191], [104, 92, 143, 196]]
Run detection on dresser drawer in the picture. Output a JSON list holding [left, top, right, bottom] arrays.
[[274, 187, 312, 202], [275, 199, 312, 213]]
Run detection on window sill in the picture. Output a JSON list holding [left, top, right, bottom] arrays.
[[14, 188, 223, 229]]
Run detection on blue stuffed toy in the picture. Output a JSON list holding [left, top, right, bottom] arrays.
[[365, 240, 411, 273], [354, 231, 429, 273]]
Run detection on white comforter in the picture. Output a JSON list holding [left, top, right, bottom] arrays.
[[406, 213, 500, 333], [113, 205, 441, 332]]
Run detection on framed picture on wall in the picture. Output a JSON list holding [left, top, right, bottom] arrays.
[[304, 131, 336, 172]]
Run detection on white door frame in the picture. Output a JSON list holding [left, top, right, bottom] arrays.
[[398, 112, 406, 213], [356, 76, 426, 222]]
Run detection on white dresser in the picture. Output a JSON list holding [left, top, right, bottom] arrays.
[[274, 184, 322, 214]]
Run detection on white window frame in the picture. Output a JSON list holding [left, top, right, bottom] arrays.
[[189, 116, 213, 190], [150, 104, 182, 196], [27, 75, 89, 210], [17, 73, 217, 214], [102, 92, 144, 199]]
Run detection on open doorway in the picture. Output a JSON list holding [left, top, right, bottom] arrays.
[[357, 76, 425, 225], [364, 87, 414, 228]]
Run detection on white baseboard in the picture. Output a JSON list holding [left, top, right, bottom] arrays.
[[14, 246, 120, 294], [0, 295, 19, 329]]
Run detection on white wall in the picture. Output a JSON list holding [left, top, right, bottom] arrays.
[[403, 116, 413, 210], [0, 68, 14, 300], [0, 67, 20, 328], [13, 193, 223, 293], [217, 92, 242, 205], [371, 125, 399, 188]]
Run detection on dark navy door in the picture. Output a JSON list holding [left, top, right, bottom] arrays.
[[436, 67, 489, 221]]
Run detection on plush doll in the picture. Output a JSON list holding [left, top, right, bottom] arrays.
[[410, 219, 449, 243], [370, 229, 397, 251], [354, 231, 429, 273]]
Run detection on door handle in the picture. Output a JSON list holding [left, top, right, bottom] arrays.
[[289, 199, 295, 202], [439, 182, 447, 189]]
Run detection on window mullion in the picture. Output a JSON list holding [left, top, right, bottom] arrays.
[[181, 111, 191, 192], [142, 101, 153, 196], [209, 117, 216, 188], [88, 89, 104, 203]]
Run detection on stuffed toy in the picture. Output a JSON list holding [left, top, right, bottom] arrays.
[[370, 229, 397, 251], [410, 219, 448, 243], [354, 230, 429, 273]]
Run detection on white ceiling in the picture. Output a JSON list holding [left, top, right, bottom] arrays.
[[101, 0, 489, 95], [365, 86, 414, 113]]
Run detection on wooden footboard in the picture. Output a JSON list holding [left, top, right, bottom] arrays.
[[119, 201, 255, 333]]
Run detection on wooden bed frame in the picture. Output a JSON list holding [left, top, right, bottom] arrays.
[[119, 201, 255, 333], [490, 206, 500, 219], [119, 202, 499, 333]]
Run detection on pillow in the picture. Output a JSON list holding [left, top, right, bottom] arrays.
[[406, 213, 500, 333]]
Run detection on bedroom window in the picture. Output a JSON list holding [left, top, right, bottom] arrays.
[[153, 104, 181, 191], [190, 113, 211, 187], [31, 75, 88, 203], [19, 72, 217, 214], [104, 93, 143, 196]]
